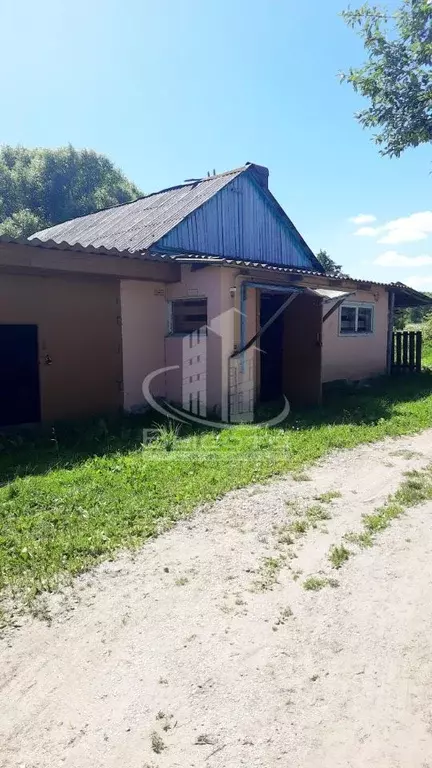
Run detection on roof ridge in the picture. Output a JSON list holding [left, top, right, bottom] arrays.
[[31, 165, 249, 240]]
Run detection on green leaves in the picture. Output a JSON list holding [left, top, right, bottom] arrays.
[[0, 144, 142, 238], [341, 0, 432, 157]]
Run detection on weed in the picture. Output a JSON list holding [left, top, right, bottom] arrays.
[[344, 531, 373, 548], [276, 525, 294, 546], [151, 731, 166, 754], [175, 576, 189, 586], [303, 576, 328, 591], [389, 449, 421, 460], [290, 519, 309, 535], [273, 605, 293, 628], [29, 596, 51, 624], [158, 677, 168, 685], [152, 422, 181, 452], [305, 504, 332, 522], [314, 490, 342, 503], [253, 555, 284, 591], [329, 545, 351, 569], [292, 472, 311, 482], [195, 734, 214, 745]]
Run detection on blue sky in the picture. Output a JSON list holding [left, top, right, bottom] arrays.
[[2, 0, 431, 288]]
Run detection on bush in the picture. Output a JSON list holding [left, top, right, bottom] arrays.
[[424, 313, 432, 342]]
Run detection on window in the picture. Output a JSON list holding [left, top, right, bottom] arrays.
[[339, 303, 374, 335], [170, 299, 208, 334]]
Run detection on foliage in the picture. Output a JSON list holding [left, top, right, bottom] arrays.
[[316, 249, 348, 277], [1, 373, 432, 608], [393, 308, 410, 330], [0, 145, 142, 238], [341, 1, 432, 157], [424, 312, 432, 341]]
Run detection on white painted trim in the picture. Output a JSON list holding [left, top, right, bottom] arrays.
[[338, 301, 375, 337]]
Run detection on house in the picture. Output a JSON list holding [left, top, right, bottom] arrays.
[[0, 163, 430, 427]]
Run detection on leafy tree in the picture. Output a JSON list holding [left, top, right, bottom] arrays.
[[0, 145, 142, 238], [393, 308, 410, 330], [341, 1, 432, 157], [316, 249, 348, 277], [424, 311, 432, 340]]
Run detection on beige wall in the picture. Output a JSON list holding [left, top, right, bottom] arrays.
[[120, 280, 167, 409], [0, 271, 122, 422], [322, 287, 389, 383]]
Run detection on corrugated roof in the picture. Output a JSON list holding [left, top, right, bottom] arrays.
[[30, 167, 246, 253], [1, 236, 431, 305]]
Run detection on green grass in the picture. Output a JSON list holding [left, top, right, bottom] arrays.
[[1, 373, 432, 604], [328, 544, 351, 569], [423, 339, 432, 368], [335, 465, 432, 570], [303, 575, 339, 591]]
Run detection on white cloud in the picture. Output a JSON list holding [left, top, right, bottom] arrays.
[[354, 226, 379, 237], [374, 250, 432, 267], [349, 214, 377, 225], [379, 212, 432, 244], [353, 211, 432, 244], [406, 274, 432, 291]]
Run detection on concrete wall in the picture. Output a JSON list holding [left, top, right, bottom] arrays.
[[120, 280, 167, 410], [0, 272, 122, 422], [322, 287, 389, 383]]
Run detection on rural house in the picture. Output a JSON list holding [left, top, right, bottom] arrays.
[[0, 163, 430, 427]]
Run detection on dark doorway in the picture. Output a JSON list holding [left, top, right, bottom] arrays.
[[259, 293, 285, 402], [0, 325, 41, 426]]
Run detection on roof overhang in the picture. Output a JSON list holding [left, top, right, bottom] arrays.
[[391, 282, 432, 309]]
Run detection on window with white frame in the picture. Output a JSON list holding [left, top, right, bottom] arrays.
[[339, 303, 374, 335]]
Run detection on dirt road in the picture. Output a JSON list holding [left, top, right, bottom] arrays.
[[2, 430, 432, 767]]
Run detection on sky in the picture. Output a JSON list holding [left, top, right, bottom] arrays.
[[1, 0, 431, 289]]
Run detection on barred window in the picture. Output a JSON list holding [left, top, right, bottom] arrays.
[[171, 299, 208, 334]]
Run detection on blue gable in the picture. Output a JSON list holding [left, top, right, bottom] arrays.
[[155, 171, 320, 271]]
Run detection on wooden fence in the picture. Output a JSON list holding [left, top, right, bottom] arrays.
[[391, 330, 422, 373]]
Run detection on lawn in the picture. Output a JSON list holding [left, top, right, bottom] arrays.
[[1, 373, 432, 606], [424, 339, 432, 368]]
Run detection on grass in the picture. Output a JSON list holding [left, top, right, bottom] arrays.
[[334, 465, 432, 571], [303, 576, 339, 591], [314, 490, 342, 503], [1, 373, 432, 607], [328, 544, 351, 569], [305, 504, 332, 523], [151, 731, 166, 754], [423, 338, 432, 369], [253, 555, 285, 591]]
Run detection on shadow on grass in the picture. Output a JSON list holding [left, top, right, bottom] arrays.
[[0, 372, 431, 484]]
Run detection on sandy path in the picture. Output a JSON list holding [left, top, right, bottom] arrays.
[[2, 430, 432, 767]]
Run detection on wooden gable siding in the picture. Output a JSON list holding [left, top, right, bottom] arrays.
[[156, 173, 314, 269]]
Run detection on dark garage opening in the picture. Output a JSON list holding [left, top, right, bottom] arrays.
[[0, 324, 41, 426], [259, 293, 285, 402], [259, 291, 323, 407]]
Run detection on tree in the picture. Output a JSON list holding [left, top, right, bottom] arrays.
[[341, 1, 432, 157], [0, 145, 142, 238], [424, 311, 432, 340], [316, 249, 347, 277]]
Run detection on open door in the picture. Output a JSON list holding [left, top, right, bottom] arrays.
[[282, 293, 322, 406]]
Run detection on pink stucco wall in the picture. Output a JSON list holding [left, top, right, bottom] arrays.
[[120, 280, 167, 409], [321, 287, 389, 383]]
